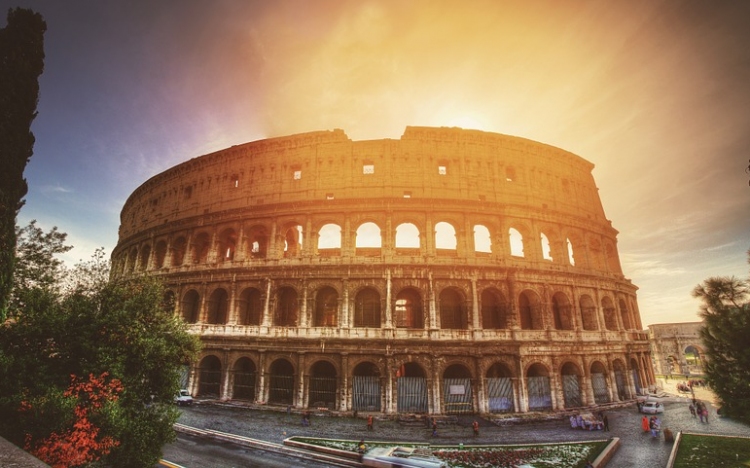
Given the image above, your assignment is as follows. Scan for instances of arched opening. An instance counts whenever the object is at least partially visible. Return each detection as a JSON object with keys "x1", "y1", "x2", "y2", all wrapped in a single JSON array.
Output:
[
  {"x1": 268, "y1": 359, "x2": 295, "y2": 405},
  {"x1": 567, "y1": 237, "x2": 575, "y2": 265},
  {"x1": 206, "y1": 288, "x2": 229, "y2": 324},
  {"x1": 630, "y1": 358, "x2": 642, "y2": 395},
  {"x1": 283, "y1": 225, "x2": 303, "y2": 258},
  {"x1": 139, "y1": 244, "x2": 151, "y2": 270},
  {"x1": 218, "y1": 228, "x2": 237, "y2": 262},
  {"x1": 314, "y1": 287, "x2": 338, "y2": 327},
  {"x1": 355, "y1": 222, "x2": 382, "y2": 248},
  {"x1": 181, "y1": 290, "x2": 200, "y2": 323},
  {"x1": 128, "y1": 248, "x2": 138, "y2": 273},
  {"x1": 395, "y1": 289, "x2": 423, "y2": 329},
  {"x1": 509, "y1": 228, "x2": 524, "y2": 257},
  {"x1": 602, "y1": 296, "x2": 618, "y2": 330},
  {"x1": 439, "y1": 288, "x2": 467, "y2": 330},
  {"x1": 619, "y1": 298, "x2": 633, "y2": 330},
  {"x1": 171, "y1": 236, "x2": 187, "y2": 266},
  {"x1": 561, "y1": 362, "x2": 583, "y2": 408},
  {"x1": 354, "y1": 288, "x2": 381, "y2": 328},
  {"x1": 154, "y1": 240, "x2": 167, "y2": 269},
  {"x1": 481, "y1": 289, "x2": 508, "y2": 329},
  {"x1": 684, "y1": 345, "x2": 702, "y2": 369},
  {"x1": 473, "y1": 224, "x2": 492, "y2": 253},
  {"x1": 442, "y1": 364, "x2": 473, "y2": 414},
  {"x1": 161, "y1": 290, "x2": 176, "y2": 314},
  {"x1": 191, "y1": 232, "x2": 211, "y2": 264},
  {"x1": 238, "y1": 288, "x2": 262, "y2": 326},
  {"x1": 613, "y1": 359, "x2": 628, "y2": 400},
  {"x1": 486, "y1": 363, "x2": 515, "y2": 413},
  {"x1": 198, "y1": 355, "x2": 222, "y2": 397},
  {"x1": 540, "y1": 232, "x2": 552, "y2": 261},
  {"x1": 580, "y1": 295, "x2": 598, "y2": 331},
  {"x1": 309, "y1": 361, "x2": 337, "y2": 410},
  {"x1": 590, "y1": 361, "x2": 610, "y2": 404},
  {"x1": 526, "y1": 364, "x2": 552, "y2": 411},
  {"x1": 434, "y1": 221, "x2": 457, "y2": 251},
  {"x1": 247, "y1": 226, "x2": 268, "y2": 259},
  {"x1": 275, "y1": 287, "x2": 298, "y2": 326},
  {"x1": 232, "y1": 358, "x2": 256, "y2": 401},
  {"x1": 519, "y1": 290, "x2": 542, "y2": 330},
  {"x1": 317, "y1": 223, "x2": 341, "y2": 251},
  {"x1": 395, "y1": 223, "x2": 420, "y2": 249},
  {"x1": 352, "y1": 362, "x2": 381, "y2": 411},
  {"x1": 552, "y1": 292, "x2": 573, "y2": 330},
  {"x1": 396, "y1": 362, "x2": 428, "y2": 413}
]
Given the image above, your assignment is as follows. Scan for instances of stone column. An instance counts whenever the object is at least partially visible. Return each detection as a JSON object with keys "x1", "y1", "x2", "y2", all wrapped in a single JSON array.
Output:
[
  {"x1": 385, "y1": 269, "x2": 393, "y2": 328},
  {"x1": 385, "y1": 355, "x2": 394, "y2": 414},
  {"x1": 261, "y1": 278, "x2": 272, "y2": 331},
  {"x1": 221, "y1": 353, "x2": 232, "y2": 401},
  {"x1": 300, "y1": 279, "x2": 309, "y2": 328},
  {"x1": 228, "y1": 276, "x2": 238, "y2": 325},
  {"x1": 430, "y1": 357, "x2": 441, "y2": 415},
  {"x1": 256, "y1": 351, "x2": 267, "y2": 404},
  {"x1": 340, "y1": 353, "x2": 349, "y2": 411},
  {"x1": 297, "y1": 352, "x2": 307, "y2": 408},
  {"x1": 428, "y1": 272, "x2": 438, "y2": 330},
  {"x1": 340, "y1": 279, "x2": 349, "y2": 329},
  {"x1": 470, "y1": 277, "x2": 480, "y2": 332}
]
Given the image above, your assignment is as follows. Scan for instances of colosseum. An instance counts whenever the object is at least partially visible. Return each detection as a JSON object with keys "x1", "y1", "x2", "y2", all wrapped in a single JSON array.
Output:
[{"x1": 112, "y1": 126, "x2": 654, "y2": 416}]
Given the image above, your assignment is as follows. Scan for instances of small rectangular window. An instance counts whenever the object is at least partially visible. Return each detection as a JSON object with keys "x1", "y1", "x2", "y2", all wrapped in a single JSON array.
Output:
[
  {"x1": 293, "y1": 170, "x2": 302, "y2": 180},
  {"x1": 326, "y1": 193, "x2": 334, "y2": 200},
  {"x1": 438, "y1": 165, "x2": 447, "y2": 175},
  {"x1": 403, "y1": 191, "x2": 412, "y2": 198},
  {"x1": 363, "y1": 164, "x2": 374, "y2": 174}
]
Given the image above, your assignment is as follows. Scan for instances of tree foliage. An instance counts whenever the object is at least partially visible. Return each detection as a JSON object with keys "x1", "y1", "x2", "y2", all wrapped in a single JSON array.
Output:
[
  {"x1": 692, "y1": 251, "x2": 750, "y2": 424},
  {"x1": 0, "y1": 8, "x2": 46, "y2": 320},
  {"x1": 0, "y1": 222, "x2": 201, "y2": 466}
]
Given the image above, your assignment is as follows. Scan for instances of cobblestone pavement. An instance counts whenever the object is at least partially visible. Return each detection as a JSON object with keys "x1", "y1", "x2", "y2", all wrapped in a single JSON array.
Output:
[{"x1": 176, "y1": 392, "x2": 749, "y2": 468}]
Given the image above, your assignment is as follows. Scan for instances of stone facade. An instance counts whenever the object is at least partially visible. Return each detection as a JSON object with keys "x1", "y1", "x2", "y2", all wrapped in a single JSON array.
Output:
[
  {"x1": 648, "y1": 322, "x2": 705, "y2": 377},
  {"x1": 112, "y1": 126, "x2": 654, "y2": 415}
]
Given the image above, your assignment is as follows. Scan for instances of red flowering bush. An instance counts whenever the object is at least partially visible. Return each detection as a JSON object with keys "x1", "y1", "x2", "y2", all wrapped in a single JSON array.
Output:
[{"x1": 22, "y1": 373, "x2": 122, "y2": 468}]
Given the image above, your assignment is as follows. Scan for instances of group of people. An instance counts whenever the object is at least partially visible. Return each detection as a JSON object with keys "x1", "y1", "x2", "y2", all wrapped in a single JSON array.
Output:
[
  {"x1": 569, "y1": 412, "x2": 609, "y2": 431},
  {"x1": 642, "y1": 415, "x2": 661, "y2": 438},
  {"x1": 689, "y1": 400, "x2": 710, "y2": 423}
]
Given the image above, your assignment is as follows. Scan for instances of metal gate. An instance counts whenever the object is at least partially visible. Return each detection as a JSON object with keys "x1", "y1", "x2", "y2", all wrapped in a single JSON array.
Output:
[
  {"x1": 352, "y1": 376, "x2": 381, "y2": 411},
  {"x1": 591, "y1": 373, "x2": 610, "y2": 404},
  {"x1": 562, "y1": 374, "x2": 583, "y2": 408},
  {"x1": 486, "y1": 377, "x2": 514, "y2": 413},
  {"x1": 233, "y1": 371, "x2": 256, "y2": 401},
  {"x1": 443, "y1": 378, "x2": 473, "y2": 414},
  {"x1": 268, "y1": 374, "x2": 294, "y2": 405},
  {"x1": 527, "y1": 376, "x2": 552, "y2": 411},
  {"x1": 632, "y1": 369, "x2": 642, "y2": 395},
  {"x1": 199, "y1": 369, "x2": 221, "y2": 397},
  {"x1": 309, "y1": 376, "x2": 337, "y2": 409},
  {"x1": 397, "y1": 377, "x2": 428, "y2": 413},
  {"x1": 614, "y1": 370, "x2": 627, "y2": 400}
]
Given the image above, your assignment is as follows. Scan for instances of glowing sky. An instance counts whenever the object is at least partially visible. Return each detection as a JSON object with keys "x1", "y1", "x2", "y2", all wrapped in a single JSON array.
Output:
[{"x1": 7, "y1": 0, "x2": 750, "y2": 327}]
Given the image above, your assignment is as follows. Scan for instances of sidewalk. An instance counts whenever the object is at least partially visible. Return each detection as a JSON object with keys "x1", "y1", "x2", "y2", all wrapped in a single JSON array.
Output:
[{"x1": 176, "y1": 393, "x2": 750, "y2": 467}]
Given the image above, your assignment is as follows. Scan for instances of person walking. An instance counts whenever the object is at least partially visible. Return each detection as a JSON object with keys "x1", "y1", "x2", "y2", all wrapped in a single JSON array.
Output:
[
  {"x1": 688, "y1": 403, "x2": 696, "y2": 417},
  {"x1": 367, "y1": 414, "x2": 374, "y2": 431},
  {"x1": 472, "y1": 420, "x2": 479, "y2": 436},
  {"x1": 431, "y1": 418, "x2": 438, "y2": 437},
  {"x1": 641, "y1": 415, "x2": 650, "y2": 432},
  {"x1": 603, "y1": 414, "x2": 609, "y2": 431}
]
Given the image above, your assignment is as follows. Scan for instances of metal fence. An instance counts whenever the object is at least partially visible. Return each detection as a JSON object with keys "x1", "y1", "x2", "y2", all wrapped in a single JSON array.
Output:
[
  {"x1": 397, "y1": 377, "x2": 428, "y2": 413},
  {"x1": 268, "y1": 374, "x2": 294, "y2": 404},
  {"x1": 562, "y1": 374, "x2": 583, "y2": 408},
  {"x1": 233, "y1": 371, "x2": 256, "y2": 401},
  {"x1": 591, "y1": 372, "x2": 610, "y2": 404},
  {"x1": 486, "y1": 377, "x2": 515, "y2": 413},
  {"x1": 309, "y1": 376, "x2": 337, "y2": 409},
  {"x1": 527, "y1": 376, "x2": 553, "y2": 411},
  {"x1": 352, "y1": 376, "x2": 381, "y2": 411},
  {"x1": 442, "y1": 378, "x2": 473, "y2": 414}
]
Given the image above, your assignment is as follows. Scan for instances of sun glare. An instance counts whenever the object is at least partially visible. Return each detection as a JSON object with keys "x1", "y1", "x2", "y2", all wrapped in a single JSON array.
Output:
[{"x1": 447, "y1": 115, "x2": 487, "y2": 131}]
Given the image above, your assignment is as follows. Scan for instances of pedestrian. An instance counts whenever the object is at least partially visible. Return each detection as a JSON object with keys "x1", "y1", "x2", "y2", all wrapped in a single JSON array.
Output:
[
  {"x1": 357, "y1": 439, "x2": 367, "y2": 461},
  {"x1": 431, "y1": 418, "x2": 438, "y2": 437},
  {"x1": 696, "y1": 402, "x2": 705, "y2": 423},
  {"x1": 301, "y1": 411, "x2": 310, "y2": 426},
  {"x1": 602, "y1": 414, "x2": 609, "y2": 431},
  {"x1": 688, "y1": 403, "x2": 696, "y2": 417},
  {"x1": 472, "y1": 420, "x2": 479, "y2": 436},
  {"x1": 702, "y1": 407, "x2": 709, "y2": 423},
  {"x1": 641, "y1": 415, "x2": 649, "y2": 432},
  {"x1": 367, "y1": 414, "x2": 374, "y2": 431}
]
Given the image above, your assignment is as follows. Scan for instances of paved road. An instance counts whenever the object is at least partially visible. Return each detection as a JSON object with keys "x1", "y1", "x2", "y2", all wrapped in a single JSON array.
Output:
[{"x1": 174, "y1": 392, "x2": 750, "y2": 468}]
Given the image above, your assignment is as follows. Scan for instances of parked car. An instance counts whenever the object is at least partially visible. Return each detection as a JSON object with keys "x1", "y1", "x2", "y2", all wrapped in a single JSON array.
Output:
[
  {"x1": 175, "y1": 389, "x2": 194, "y2": 406},
  {"x1": 641, "y1": 401, "x2": 664, "y2": 414},
  {"x1": 362, "y1": 446, "x2": 447, "y2": 468}
]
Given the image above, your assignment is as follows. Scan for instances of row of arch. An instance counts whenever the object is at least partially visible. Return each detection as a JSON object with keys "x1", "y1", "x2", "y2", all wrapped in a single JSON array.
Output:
[
  {"x1": 114, "y1": 217, "x2": 622, "y2": 277},
  {"x1": 173, "y1": 282, "x2": 638, "y2": 332},
  {"x1": 191, "y1": 354, "x2": 649, "y2": 414}
]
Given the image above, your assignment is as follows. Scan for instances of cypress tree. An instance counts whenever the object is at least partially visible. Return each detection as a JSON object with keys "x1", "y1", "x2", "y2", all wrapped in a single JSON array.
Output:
[{"x1": 0, "y1": 8, "x2": 46, "y2": 320}]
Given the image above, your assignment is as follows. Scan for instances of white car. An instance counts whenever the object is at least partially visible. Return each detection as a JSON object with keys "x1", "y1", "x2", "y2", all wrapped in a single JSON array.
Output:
[
  {"x1": 641, "y1": 401, "x2": 664, "y2": 414},
  {"x1": 175, "y1": 389, "x2": 194, "y2": 406},
  {"x1": 362, "y1": 446, "x2": 447, "y2": 468}
]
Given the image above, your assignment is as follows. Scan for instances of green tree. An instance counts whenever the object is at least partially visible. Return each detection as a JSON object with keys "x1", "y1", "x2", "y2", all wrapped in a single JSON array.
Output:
[
  {"x1": 0, "y1": 224, "x2": 201, "y2": 466},
  {"x1": 692, "y1": 252, "x2": 750, "y2": 424},
  {"x1": 0, "y1": 8, "x2": 46, "y2": 321}
]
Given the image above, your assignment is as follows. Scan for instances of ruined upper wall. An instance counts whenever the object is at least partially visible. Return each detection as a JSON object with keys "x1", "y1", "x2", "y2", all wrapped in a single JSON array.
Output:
[{"x1": 118, "y1": 127, "x2": 607, "y2": 240}]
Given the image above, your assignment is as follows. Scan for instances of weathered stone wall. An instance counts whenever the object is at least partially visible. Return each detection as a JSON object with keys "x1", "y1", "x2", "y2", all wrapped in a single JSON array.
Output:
[{"x1": 113, "y1": 126, "x2": 653, "y2": 415}]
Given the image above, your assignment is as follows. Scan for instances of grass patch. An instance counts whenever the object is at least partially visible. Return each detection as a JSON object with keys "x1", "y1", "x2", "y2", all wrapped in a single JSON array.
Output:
[
  {"x1": 673, "y1": 433, "x2": 750, "y2": 467},
  {"x1": 288, "y1": 437, "x2": 609, "y2": 468}
]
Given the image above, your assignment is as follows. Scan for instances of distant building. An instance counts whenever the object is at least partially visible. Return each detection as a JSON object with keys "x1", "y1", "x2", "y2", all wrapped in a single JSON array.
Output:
[
  {"x1": 648, "y1": 322, "x2": 705, "y2": 378},
  {"x1": 113, "y1": 127, "x2": 654, "y2": 415}
]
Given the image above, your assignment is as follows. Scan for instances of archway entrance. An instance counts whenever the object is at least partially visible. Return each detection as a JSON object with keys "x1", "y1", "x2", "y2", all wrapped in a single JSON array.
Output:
[
  {"x1": 442, "y1": 364, "x2": 473, "y2": 414},
  {"x1": 561, "y1": 363, "x2": 583, "y2": 408},
  {"x1": 486, "y1": 363, "x2": 515, "y2": 413},
  {"x1": 198, "y1": 355, "x2": 222, "y2": 397},
  {"x1": 526, "y1": 364, "x2": 552, "y2": 411},
  {"x1": 397, "y1": 363, "x2": 428, "y2": 413},
  {"x1": 613, "y1": 360, "x2": 628, "y2": 400},
  {"x1": 352, "y1": 362, "x2": 381, "y2": 412},
  {"x1": 309, "y1": 361, "x2": 337, "y2": 410},
  {"x1": 233, "y1": 358, "x2": 256, "y2": 401},
  {"x1": 590, "y1": 362, "x2": 610, "y2": 404},
  {"x1": 268, "y1": 359, "x2": 294, "y2": 405}
]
